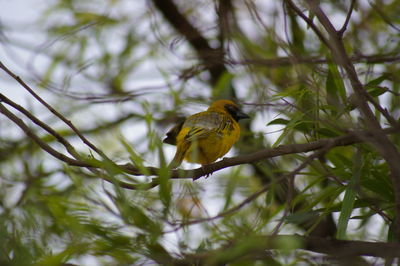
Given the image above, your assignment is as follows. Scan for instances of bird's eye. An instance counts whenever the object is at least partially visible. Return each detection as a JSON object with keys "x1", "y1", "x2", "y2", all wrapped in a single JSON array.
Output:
[
  {"x1": 224, "y1": 104, "x2": 240, "y2": 118},
  {"x1": 224, "y1": 104, "x2": 238, "y2": 113}
]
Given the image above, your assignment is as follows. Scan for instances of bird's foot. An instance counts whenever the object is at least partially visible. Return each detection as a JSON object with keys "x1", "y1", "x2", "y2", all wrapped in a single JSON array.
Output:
[
  {"x1": 202, "y1": 164, "x2": 213, "y2": 179},
  {"x1": 192, "y1": 164, "x2": 213, "y2": 181}
]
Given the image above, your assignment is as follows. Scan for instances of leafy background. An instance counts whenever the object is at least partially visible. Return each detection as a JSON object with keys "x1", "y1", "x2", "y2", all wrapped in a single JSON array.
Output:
[{"x1": 0, "y1": 0, "x2": 399, "y2": 265}]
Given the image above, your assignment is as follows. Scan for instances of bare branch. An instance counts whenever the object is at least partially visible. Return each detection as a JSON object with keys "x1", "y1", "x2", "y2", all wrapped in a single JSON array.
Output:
[
  {"x1": 338, "y1": 0, "x2": 357, "y2": 36},
  {"x1": 0, "y1": 60, "x2": 111, "y2": 161},
  {"x1": 0, "y1": 103, "x2": 90, "y2": 167},
  {"x1": 229, "y1": 53, "x2": 400, "y2": 67},
  {"x1": 179, "y1": 235, "x2": 400, "y2": 264},
  {"x1": 0, "y1": 93, "x2": 80, "y2": 159},
  {"x1": 284, "y1": 0, "x2": 330, "y2": 48},
  {"x1": 151, "y1": 0, "x2": 227, "y2": 86}
]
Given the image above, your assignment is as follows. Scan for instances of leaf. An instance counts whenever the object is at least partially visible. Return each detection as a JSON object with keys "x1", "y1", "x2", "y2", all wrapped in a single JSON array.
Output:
[
  {"x1": 316, "y1": 127, "x2": 340, "y2": 137},
  {"x1": 119, "y1": 138, "x2": 150, "y2": 176},
  {"x1": 74, "y1": 12, "x2": 119, "y2": 25},
  {"x1": 293, "y1": 121, "x2": 315, "y2": 132},
  {"x1": 285, "y1": 211, "x2": 319, "y2": 224},
  {"x1": 365, "y1": 74, "x2": 391, "y2": 97},
  {"x1": 367, "y1": 86, "x2": 388, "y2": 97},
  {"x1": 116, "y1": 195, "x2": 162, "y2": 236},
  {"x1": 388, "y1": 220, "x2": 398, "y2": 242},
  {"x1": 362, "y1": 172, "x2": 394, "y2": 202},
  {"x1": 336, "y1": 148, "x2": 362, "y2": 239},
  {"x1": 212, "y1": 72, "x2": 234, "y2": 99},
  {"x1": 267, "y1": 118, "x2": 290, "y2": 126},
  {"x1": 157, "y1": 144, "x2": 172, "y2": 210},
  {"x1": 365, "y1": 73, "x2": 391, "y2": 88},
  {"x1": 326, "y1": 63, "x2": 346, "y2": 112}
]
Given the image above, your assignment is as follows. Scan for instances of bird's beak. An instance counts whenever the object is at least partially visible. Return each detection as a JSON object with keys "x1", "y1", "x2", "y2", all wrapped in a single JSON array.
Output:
[{"x1": 236, "y1": 111, "x2": 250, "y2": 120}]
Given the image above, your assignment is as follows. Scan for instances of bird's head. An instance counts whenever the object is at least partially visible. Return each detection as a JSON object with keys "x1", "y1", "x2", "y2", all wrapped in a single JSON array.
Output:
[{"x1": 208, "y1": 100, "x2": 250, "y2": 121}]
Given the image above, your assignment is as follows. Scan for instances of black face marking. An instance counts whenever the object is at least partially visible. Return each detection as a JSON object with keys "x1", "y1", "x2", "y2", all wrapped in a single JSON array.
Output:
[{"x1": 224, "y1": 104, "x2": 241, "y2": 121}]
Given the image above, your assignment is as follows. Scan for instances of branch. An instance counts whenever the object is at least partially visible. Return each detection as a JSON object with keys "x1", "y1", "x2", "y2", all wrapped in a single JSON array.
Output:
[
  {"x1": 229, "y1": 53, "x2": 400, "y2": 67},
  {"x1": 167, "y1": 146, "x2": 333, "y2": 232},
  {"x1": 180, "y1": 235, "x2": 400, "y2": 264},
  {"x1": 287, "y1": 0, "x2": 400, "y2": 239},
  {"x1": 0, "y1": 93, "x2": 80, "y2": 159},
  {"x1": 1, "y1": 83, "x2": 399, "y2": 190},
  {"x1": 2, "y1": 96, "x2": 399, "y2": 188},
  {"x1": 122, "y1": 127, "x2": 400, "y2": 180},
  {"x1": 0, "y1": 103, "x2": 90, "y2": 167},
  {"x1": 151, "y1": 0, "x2": 226, "y2": 85},
  {"x1": 0, "y1": 60, "x2": 111, "y2": 162},
  {"x1": 0, "y1": 102, "x2": 161, "y2": 190},
  {"x1": 284, "y1": 0, "x2": 330, "y2": 48},
  {"x1": 304, "y1": 0, "x2": 400, "y2": 239},
  {"x1": 338, "y1": 0, "x2": 356, "y2": 36}
]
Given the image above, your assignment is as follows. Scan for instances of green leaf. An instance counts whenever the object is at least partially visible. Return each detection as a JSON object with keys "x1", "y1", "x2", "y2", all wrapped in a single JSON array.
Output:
[
  {"x1": 285, "y1": 211, "x2": 319, "y2": 224},
  {"x1": 364, "y1": 74, "x2": 391, "y2": 97},
  {"x1": 336, "y1": 148, "x2": 362, "y2": 239},
  {"x1": 315, "y1": 127, "x2": 340, "y2": 137},
  {"x1": 365, "y1": 73, "x2": 391, "y2": 88},
  {"x1": 119, "y1": 138, "x2": 150, "y2": 176},
  {"x1": 326, "y1": 63, "x2": 347, "y2": 112},
  {"x1": 212, "y1": 72, "x2": 234, "y2": 99},
  {"x1": 388, "y1": 220, "x2": 398, "y2": 242},
  {"x1": 116, "y1": 195, "x2": 162, "y2": 237},
  {"x1": 157, "y1": 144, "x2": 172, "y2": 210},
  {"x1": 267, "y1": 118, "x2": 290, "y2": 126},
  {"x1": 367, "y1": 86, "x2": 388, "y2": 97},
  {"x1": 74, "y1": 12, "x2": 119, "y2": 25}
]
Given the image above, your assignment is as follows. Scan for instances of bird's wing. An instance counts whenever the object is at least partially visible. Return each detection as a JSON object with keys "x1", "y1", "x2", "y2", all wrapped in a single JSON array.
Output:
[
  {"x1": 182, "y1": 111, "x2": 231, "y2": 142},
  {"x1": 163, "y1": 121, "x2": 184, "y2": 145}
]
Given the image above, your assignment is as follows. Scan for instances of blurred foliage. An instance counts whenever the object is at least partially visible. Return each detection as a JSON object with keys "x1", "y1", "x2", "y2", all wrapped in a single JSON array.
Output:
[{"x1": 0, "y1": 0, "x2": 400, "y2": 265}]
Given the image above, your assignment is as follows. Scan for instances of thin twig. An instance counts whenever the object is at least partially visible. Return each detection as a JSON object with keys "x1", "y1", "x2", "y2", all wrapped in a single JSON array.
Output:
[
  {"x1": 271, "y1": 143, "x2": 334, "y2": 235},
  {"x1": 1, "y1": 91, "x2": 400, "y2": 188},
  {"x1": 284, "y1": 0, "x2": 330, "y2": 48},
  {"x1": 365, "y1": 93, "x2": 399, "y2": 128},
  {"x1": 289, "y1": 0, "x2": 400, "y2": 239},
  {"x1": 0, "y1": 60, "x2": 111, "y2": 161},
  {"x1": 0, "y1": 103, "x2": 89, "y2": 167},
  {"x1": 228, "y1": 53, "x2": 400, "y2": 67},
  {"x1": 338, "y1": 0, "x2": 357, "y2": 37},
  {"x1": 0, "y1": 93, "x2": 80, "y2": 159}
]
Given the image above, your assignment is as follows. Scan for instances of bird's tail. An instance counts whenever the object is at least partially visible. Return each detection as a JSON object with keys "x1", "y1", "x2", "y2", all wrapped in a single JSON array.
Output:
[{"x1": 168, "y1": 143, "x2": 188, "y2": 169}]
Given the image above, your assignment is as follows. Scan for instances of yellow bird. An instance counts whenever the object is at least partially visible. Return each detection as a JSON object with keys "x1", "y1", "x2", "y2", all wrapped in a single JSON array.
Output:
[{"x1": 163, "y1": 100, "x2": 249, "y2": 168}]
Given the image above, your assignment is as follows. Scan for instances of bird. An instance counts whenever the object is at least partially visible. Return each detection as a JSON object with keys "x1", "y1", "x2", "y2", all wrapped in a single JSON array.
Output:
[{"x1": 163, "y1": 99, "x2": 249, "y2": 169}]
